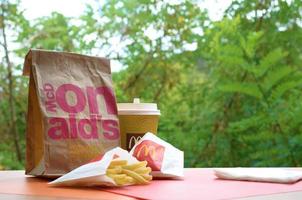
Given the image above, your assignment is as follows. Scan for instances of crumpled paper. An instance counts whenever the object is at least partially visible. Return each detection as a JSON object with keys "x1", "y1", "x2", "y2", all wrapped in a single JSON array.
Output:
[{"x1": 214, "y1": 168, "x2": 302, "y2": 184}]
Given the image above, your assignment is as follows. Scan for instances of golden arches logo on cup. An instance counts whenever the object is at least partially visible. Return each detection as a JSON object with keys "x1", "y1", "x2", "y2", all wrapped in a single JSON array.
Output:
[
  {"x1": 133, "y1": 140, "x2": 165, "y2": 171},
  {"x1": 128, "y1": 135, "x2": 142, "y2": 150},
  {"x1": 126, "y1": 133, "x2": 145, "y2": 151}
]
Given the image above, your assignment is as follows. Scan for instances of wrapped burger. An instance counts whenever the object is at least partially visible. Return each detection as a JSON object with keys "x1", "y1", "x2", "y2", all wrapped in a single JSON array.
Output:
[{"x1": 130, "y1": 132, "x2": 184, "y2": 178}]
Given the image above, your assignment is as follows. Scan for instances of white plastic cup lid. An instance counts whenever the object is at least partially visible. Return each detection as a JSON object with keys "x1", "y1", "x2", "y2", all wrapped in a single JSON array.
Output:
[{"x1": 117, "y1": 98, "x2": 160, "y2": 115}]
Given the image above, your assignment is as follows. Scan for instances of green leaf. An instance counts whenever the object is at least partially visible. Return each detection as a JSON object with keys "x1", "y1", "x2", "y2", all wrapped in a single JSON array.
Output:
[
  {"x1": 239, "y1": 31, "x2": 263, "y2": 58},
  {"x1": 271, "y1": 79, "x2": 302, "y2": 99},
  {"x1": 255, "y1": 48, "x2": 286, "y2": 77},
  {"x1": 219, "y1": 82, "x2": 263, "y2": 99},
  {"x1": 262, "y1": 66, "x2": 294, "y2": 91},
  {"x1": 216, "y1": 44, "x2": 245, "y2": 68},
  {"x1": 228, "y1": 114, "x2": 265, "y2": 132}
]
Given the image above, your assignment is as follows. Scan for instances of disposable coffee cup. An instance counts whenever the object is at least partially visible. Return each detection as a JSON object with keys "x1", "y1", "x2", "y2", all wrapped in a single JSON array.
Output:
[{"x1": 117, "y1": 98, "x2": 160, "y2": 151}]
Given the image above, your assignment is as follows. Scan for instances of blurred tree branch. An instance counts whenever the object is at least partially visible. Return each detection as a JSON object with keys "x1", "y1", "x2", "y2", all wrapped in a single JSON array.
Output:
[{"x1": 0, "y1": 1, "x2": 22, "y2": 162}]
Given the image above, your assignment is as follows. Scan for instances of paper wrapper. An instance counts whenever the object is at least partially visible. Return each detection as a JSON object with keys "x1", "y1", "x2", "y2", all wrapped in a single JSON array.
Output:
[
  {"x1": 130, "y1": 132, "x2": 184, "y2": 178},
  {"x1": 49, "y1": 147, "x2": 138, "y2": 187},
  {"x1": 214, "y1": 168, "x2": 302, "y2": 183}
]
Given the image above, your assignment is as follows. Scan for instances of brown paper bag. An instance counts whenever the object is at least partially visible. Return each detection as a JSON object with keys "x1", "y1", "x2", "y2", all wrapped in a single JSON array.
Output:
[{"x1": 23, "y1": 49, "x2": 120, "y2": 176}]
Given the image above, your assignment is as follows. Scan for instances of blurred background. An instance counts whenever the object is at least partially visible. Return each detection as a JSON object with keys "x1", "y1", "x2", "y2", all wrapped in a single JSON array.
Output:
[{"x1": 1, "y1": 0, "x2": 302, "y2": 169}]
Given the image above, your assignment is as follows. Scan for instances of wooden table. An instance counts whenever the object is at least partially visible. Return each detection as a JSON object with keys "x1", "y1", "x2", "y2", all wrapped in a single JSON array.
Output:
[{"x1": 1, "y1": 170, "x2": 302, "y2": 200}]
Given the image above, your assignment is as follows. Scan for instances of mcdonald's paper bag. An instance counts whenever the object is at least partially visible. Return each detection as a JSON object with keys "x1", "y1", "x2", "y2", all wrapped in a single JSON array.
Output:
[
  {"x1": 49, "y1": 147, "x2": 139, "y2": 186},
  {"x1": 130, "y1": 132, "x2": 184, "y2": 178},
  {"x1": 23, "y1": 49, "x2": 120, "y2": 177}
]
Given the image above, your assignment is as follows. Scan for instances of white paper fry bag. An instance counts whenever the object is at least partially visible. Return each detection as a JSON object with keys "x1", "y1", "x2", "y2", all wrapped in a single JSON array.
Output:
[
  {"x1": 130, "y1": 132, "x2": 184, "y2": 178},
  {"x1": 49, "y1": 147, "x2": 139, "y2": 186}
]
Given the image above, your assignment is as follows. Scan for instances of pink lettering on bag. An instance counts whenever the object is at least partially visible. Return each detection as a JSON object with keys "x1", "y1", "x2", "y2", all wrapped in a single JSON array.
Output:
[
  {"x1": 43, "y1": 83, "x2": 56, "y2": 112},
  {"x1": 48, "y1": 117, "x2": 69, "y2": 140},
  {"x1": 78, "y1": 116, "x2": 98, "y2": 139},
  {"x1": 86, "y1": 86, "x2": 118, "y2": 115},
  {"x1": 102, "y1": 120, "x2": 119, "y2": 140},
  {"x1": 56, "y1": 84, "x2": 86, "y2": 113},
  {"x1": 44, "y1": 83, "x2": 119, "y2": 141},
  {"x1": 68, "y1": 114, "x2": 78, "y2": 138}
]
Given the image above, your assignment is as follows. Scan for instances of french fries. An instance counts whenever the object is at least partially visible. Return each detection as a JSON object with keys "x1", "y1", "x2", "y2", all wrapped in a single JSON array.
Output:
[{"x1": 106, "y1": 159, "x2": 152, "y2": 186}]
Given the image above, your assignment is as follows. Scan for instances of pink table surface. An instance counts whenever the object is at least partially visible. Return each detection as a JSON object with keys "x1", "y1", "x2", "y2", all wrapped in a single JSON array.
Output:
[
  {"x1": 0, "y1": 171, "x2": 134, "y2": 200},
  {"x1": 1, "y1": 169, "x2": 302, "y2": 200},
  {"x1": 105, "y1": 168, "x2": 302, "y2": 200}
]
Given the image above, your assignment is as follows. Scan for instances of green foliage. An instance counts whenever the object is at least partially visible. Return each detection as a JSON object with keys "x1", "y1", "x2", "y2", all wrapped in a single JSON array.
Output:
[
  {"x1": 194, "y1": 0, "x2": 302, "y2": 166},
  {"x1": 1, "y1": 0, "x2": 302, "y2": 169},
  {"x1": 219, "y1": 82, "x2": 263, "y2": 99}
]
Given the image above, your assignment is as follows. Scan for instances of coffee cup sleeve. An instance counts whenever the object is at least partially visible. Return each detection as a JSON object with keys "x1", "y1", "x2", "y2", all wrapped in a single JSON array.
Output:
[{"x1": 130, "y1": 132, "x2": 184, "y2": 178}]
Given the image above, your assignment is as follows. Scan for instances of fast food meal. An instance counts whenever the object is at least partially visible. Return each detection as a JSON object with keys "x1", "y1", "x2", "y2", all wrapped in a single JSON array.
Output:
[
  {"x1": 49, "y1": 147, "x2": 152, "y2": 187},
  {"x1": 22, "y1": 49, "x2": 184, "y2": 188},
  {"x1": 49, "y1": 133, "x2": 184, "y2": 187}
]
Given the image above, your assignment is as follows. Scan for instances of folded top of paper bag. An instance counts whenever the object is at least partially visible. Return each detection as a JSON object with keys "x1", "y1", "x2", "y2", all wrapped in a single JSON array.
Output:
[{"x1": 214, "y1": 168, "x2": 302, "y2": 184}]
